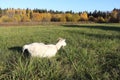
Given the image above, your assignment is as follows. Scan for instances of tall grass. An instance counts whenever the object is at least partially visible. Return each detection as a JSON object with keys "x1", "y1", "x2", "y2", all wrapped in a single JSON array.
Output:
[{"x1": 0, "y1": 24, "x2": 120, "y2": 79}]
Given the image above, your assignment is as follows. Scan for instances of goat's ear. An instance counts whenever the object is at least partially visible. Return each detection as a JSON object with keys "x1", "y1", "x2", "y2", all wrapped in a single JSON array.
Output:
[{"x1": 57, "y1": 37, "x2": 63, "y2": 41}]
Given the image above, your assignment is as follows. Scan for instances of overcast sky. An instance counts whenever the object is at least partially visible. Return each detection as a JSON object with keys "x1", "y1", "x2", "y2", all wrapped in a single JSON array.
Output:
[{"x1": 0, "y1": 0, "x2": 120, "y2": 12}]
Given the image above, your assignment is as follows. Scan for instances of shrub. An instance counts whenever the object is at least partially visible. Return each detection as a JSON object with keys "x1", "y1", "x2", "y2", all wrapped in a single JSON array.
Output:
[
  {"x1": 32, "y1": 13, "x2": 42, "y2": 22},
  {"x1": 21, "y1": 15, "x2": 31, "y2": 22},
  {"x1": 13, "y1": 14, "x2": 22, "y2": 22},
  {"x1": 0, "y1": 15, "x2": 13, "y2": 22},
  {"x1": 89, "y1": 16, "x2": 95, "y2": 22},
  {"x1": 97, "y1": 16, "x2": 105, "y2": 23},
  {"x1": 72, "y1": 14, "x2": 80, "y2": 22},
  {"x1": 59, "y1": 14, "x2": 66, "y2": 22},
  {"x1": 65, "y1": 13, "x2": 73, "y2": 22},
  {"x1": 51, "y1": 14, "x2": 61, "y2": 22},
  {"x1": 42, "y1": 13, "x2": 51, "y2": 22}
]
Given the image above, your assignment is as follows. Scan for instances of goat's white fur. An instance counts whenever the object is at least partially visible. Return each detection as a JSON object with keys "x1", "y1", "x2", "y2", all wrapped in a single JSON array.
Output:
[{"x1": 23, "y1": 38, "x2": 66, "y2": 58}]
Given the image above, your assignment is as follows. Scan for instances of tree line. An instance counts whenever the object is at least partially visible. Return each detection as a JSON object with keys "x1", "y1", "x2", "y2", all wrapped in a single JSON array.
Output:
[{"x1": 0, "y1": 8, "x2": 120, "y2": 23}]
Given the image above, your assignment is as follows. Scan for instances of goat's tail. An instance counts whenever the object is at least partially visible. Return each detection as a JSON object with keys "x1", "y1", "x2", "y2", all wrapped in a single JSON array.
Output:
[{"x1": 22, "y1": 45, "x2": 28, "y2": 54}]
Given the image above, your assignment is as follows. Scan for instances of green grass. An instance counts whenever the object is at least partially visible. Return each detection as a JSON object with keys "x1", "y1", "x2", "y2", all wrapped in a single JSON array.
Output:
[{"x1": 0, "y1": 24, "x2": 120, "y2": 80}]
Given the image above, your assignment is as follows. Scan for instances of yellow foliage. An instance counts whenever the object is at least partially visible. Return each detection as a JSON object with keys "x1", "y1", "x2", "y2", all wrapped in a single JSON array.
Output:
[
  {"x1": 32, "y1": 13, "x2": 42, "y2": 21},
  {"x1": 109, "y1": 10, "x2": 119, "y2": 22},
  {"x1": 65, "y1": 13, "x2": 73, "y2": 22},
  {"x1": 111, "y1": 10, "x2": 118, "y2": 19},
  {"x1": 60, "y1": 14, "x2": 66, "y2": 22},
  {"x1": 0, "y1": 15, "x2": 13, "y2": 22},
  {"x1": 51, "y1": 14, "x2": 61, "y2": 22},
  {"x1": 21, "y1": 15, "x2": 31, "y2": 22},
  {"x1": 41, "y1": 13, "x2": 51, "y2": 22},
  {"x1": 72, "y1": 14, "x2": 80, "y2": 22},
  {"x1": 97, "y1": 16, "x2": 105, "y2": 23},
  {"x1": 13, "y1": 14, "x2": 21, "y2": 22},
  {"x1": 80, "y1": 12, "x2": 88, "y2": 21},
  {"x1": 6, "y1": 9, "x2": 15, "y2": 18}
]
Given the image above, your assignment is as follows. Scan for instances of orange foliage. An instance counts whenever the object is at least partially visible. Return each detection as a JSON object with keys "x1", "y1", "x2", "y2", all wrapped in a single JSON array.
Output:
[
  {"x1": 41, "y1": 13, "x2": 51, "y2": 22},
  {"x1": 32, "y1": 13, "x2": 42, "y2": 21},
  {"x1": 80, "y1": 12, "x2": 88, "y2": 21}
]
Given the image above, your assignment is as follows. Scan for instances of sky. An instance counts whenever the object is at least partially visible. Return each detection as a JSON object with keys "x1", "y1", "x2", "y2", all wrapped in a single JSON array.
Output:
[{"x1": 0, "y1": 0, "x2": 120, "y2": 12}]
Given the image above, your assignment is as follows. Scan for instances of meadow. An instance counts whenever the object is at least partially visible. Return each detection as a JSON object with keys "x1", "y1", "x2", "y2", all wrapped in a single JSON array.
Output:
[{"x1": 0, "y1": 24, "x2": 120, "y2": 80}]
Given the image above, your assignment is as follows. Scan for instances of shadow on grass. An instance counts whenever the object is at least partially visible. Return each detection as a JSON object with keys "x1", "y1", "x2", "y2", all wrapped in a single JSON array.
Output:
[
  {"x1": 8, "y1": 46, "x2": 22, "y2": 53},
  {"x1": 65, "y1": 30, "x2": 120, "y2": 40},
  {"x1": 8, "y1": 46, "x2": 30, "y2": 58},
  {"x1": 63, "y1": 24, "x2": 120, "y2": 32}
]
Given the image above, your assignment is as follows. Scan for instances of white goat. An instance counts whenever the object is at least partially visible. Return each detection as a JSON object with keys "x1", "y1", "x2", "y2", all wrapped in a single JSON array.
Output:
[{"x1": 23, "y1": 38, "x2": 66, "y2": 58}]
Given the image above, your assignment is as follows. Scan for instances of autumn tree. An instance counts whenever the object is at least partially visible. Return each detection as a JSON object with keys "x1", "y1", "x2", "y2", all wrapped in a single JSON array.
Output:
[
  {"x1": 109, "y1": 9, "x2": 119, "y2": 22},
  {"x1": 13, "y1": 14, "x2": 21, "y2": 22},
  {"x1": 60, "y1": 14, "x2": 66, "y2": 22},
  {"x1": 51, "y1": 14, "x2": 61, "y2": 22},
  {"x1": 0, "y1": 8, "x2": 120, "y2": 23},
  {"x1": 65, "y1": 13, "x2": 73, "y2": 22},
  {"x1": 15, "y1": 9, "x2": 23, "y2": 15},
  {"x1": 89, "y1": 16, "x2": 95, "y2": 22},
  {"x1": 30, "y1": 11, "x2": 33, "y2": 19},
  {"x1": 117, "y1": 11, "x2": 120, "y2": 22},
  {"x1": 6, "y1": 8, "x2": 15, "y2": 18},
  {"x1": 72, "y1": 14, "x2": 80, "y2": 22},
  {"x1": 32, "y1": 13, "x2": 42, "y2": 21},
  {"x1": 21, "y1": 15, "x2": 31, "y2": 22},
  {"x1": 41, "y1": 13, "x2": 51, "y2": 22},
  {"x1": 0, "y1": 15, "x2": 13, "y2": 22},
  {"x1": 97, "y1": 16, "x2": 105, "y2": 23},
  {"x1": 79, "y1": 12, "x2": 88, "y2": 21}
]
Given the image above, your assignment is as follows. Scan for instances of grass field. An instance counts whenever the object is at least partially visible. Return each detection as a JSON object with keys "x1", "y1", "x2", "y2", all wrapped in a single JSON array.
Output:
[{"x1": 0, "y1": 24, "x2": 120, "y2": 80}]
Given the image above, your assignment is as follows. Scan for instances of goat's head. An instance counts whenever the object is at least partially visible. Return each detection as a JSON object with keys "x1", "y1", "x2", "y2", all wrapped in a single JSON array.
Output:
[{"x1": 58, "y1": 38, "x2": 66, "y2": 47}]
